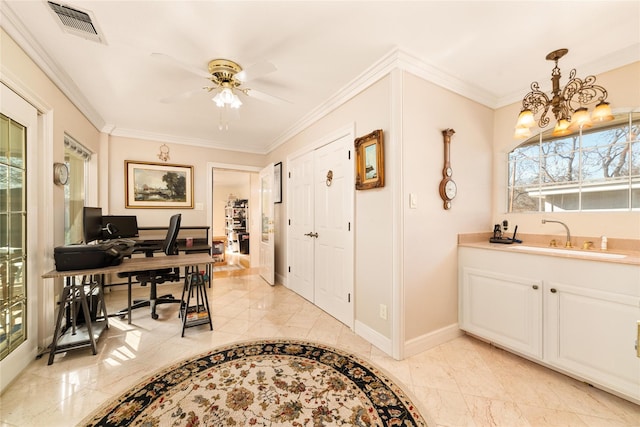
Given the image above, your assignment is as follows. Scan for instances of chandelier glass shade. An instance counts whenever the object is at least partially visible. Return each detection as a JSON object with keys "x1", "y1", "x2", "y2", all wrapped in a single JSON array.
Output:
[{"x1": 514, "y1": 48, "x2": 613, "y2": 139}]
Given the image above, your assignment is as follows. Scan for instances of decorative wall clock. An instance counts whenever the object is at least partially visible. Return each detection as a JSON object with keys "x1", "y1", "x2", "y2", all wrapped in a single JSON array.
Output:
[
  {"x1": 438, "y1": 128, "x2": 456, "y2": 209},
  {"x1": 53, "y1": 162, "x2": 69, "y2": 185}
]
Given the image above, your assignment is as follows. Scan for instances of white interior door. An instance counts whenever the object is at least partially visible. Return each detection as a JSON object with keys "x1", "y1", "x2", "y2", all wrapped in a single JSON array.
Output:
[
  {"x1": 287, "y1": 133, "x2": 354, "y2": 327},
  {"x1": 259, "y1": 164, "x2": 275, "y2": 285},
  {"x1": 313, "y1": 136, "x2": 353, "y2": 326},
  {"x1": 288, "y1": 151, "x2": 314, "y2": 301}
]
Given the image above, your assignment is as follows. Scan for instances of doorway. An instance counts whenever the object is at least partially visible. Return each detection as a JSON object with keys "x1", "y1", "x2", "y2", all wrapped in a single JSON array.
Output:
[{"x1": 210, "y1": 168, "x2": 259, "y2": 272}]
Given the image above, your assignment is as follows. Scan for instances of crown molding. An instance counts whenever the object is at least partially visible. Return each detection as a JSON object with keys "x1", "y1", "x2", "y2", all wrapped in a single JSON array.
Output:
[
  {"x1": 266, "y1": 47, "x2": 500, "y2": 153},
  {"x1": 107, "y1": 126, "x2": 266, "y2": 154},
  {"x1": 266, "y1": 48, "x2": 399, "y2": 153},
  {"x1": 1, "y1": 2, "x2": 106, "y2": 131},
  {"x1": 7, "y1": 0, "x2": 635, "y2": 157}
]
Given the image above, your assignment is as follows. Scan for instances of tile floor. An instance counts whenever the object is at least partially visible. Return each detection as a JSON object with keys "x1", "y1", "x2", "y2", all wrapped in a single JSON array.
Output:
[{"x1": 1, "y1": 272, "x2": 639, "y2": 426}]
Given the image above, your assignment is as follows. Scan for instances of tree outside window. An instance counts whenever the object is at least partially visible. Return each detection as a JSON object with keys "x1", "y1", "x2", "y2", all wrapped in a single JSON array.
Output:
[{"x1": 508, "y1": 112, "x2": 639, "y2": 212}]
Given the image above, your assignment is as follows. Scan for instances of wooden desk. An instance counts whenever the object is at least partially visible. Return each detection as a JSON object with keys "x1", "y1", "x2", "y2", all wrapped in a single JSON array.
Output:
[
  {"x1": 42, "y1": 253, "x2": 213, "y2": 362},
  {"x1": 43, "y1": 253, "x2": 213, "y2": 279}
]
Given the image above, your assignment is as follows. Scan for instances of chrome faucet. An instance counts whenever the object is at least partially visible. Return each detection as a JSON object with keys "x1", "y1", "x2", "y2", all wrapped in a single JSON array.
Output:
[{"x1": 542, "y1": 219, "x2": 572, "y2": 248}]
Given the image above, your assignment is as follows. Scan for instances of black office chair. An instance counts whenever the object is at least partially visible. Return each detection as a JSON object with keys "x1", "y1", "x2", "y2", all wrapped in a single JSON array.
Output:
[{"x1": 118, "y1": 213, "x2": 183, "y2": 320}]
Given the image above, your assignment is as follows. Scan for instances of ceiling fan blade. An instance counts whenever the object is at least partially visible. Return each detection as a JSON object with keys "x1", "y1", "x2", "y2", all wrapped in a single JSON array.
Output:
[
  {"x1": 245, "y1": 88, "x2": 291, "y2": 105},
  {"x1": 235, "y1": 60, "x2": 277, "y2": 83},
  {"x1": 151, "y1": 52, "x2": 210, "y2": 79},
  {"x1": 159, "y1": 88, "x2": 204, "y2": 104}
]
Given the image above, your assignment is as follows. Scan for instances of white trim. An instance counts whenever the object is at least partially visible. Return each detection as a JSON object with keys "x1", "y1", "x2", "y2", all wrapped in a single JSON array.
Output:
[
  {"x1": 108, "y1": 128, "x2": 267, "y2": 155},
  {"x1": 389, "y1": 69, "x2": 404, "y2": 360},
  {"x1": 0, "y1": 83, "x2": 39, "y2": 392},
  {"x1": 403, "y1": 324, "x2": 465, "y2": 359},
  {"x1": 355, "y1": 320, "x2": 393, "y2": 356},
  {"x1": 1, "y1": 3, "x2": 105, "y2": 131},
  {"x1": 4, "y1": 0, "x2": 639, "y2": 157}
]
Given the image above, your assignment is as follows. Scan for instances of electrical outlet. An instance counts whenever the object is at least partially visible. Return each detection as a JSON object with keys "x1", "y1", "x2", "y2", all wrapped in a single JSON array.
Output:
[{"x1": 379, "y1": 304, "x2": 388, "y2": 320}]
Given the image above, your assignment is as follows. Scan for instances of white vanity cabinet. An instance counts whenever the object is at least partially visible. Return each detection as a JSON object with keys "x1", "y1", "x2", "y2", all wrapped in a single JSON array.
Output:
[
  {"x1": 459, "y1": 266, "x2": 543, "y2": 359},
  {"x1": 458, "y1": 246, "x2": 640, "y2": 403}
]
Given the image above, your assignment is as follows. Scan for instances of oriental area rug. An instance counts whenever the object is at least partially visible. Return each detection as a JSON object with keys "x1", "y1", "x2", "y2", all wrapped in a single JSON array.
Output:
[{"x1": 82, "y1": 339, "x2": 428, "y2": 426}]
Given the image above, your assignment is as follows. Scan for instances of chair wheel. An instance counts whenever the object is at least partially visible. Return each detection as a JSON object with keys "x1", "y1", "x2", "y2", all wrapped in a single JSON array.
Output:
[{"x1": 152, "y1": 313, "x2": 159, "y2": 320}]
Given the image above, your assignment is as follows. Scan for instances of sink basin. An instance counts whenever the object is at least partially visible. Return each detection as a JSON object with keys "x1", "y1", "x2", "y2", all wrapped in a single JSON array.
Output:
[{"x1": 510, "y1": 245, "x2": 626, "y2": 259}]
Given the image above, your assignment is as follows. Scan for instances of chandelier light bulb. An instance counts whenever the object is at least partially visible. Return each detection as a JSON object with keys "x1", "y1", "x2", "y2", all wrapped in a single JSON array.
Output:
[
  {"x1": 513, "y1": 126, "x2": 532, "y2": 139},
  {"x1": 591, "y1": 101, "x2": 614, "y2": 123},
  {"x1": 569, "y1": 107, "x2": 592, "y2": 130},
  {"x1": 516, "y1": 109, "x2": 535, "y2": 128},
  {"x1": 552, "y1": 118, "x2": 572, "y2": 137}
]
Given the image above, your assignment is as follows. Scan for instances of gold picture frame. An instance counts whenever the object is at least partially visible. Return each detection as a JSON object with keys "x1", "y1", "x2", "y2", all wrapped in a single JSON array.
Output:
[
  {"x1": 125, "y1": 160, "x2": 194, "y2": 208},
  {"x1": 355, "y1": 129, "x2": 384, "y2": 190}
]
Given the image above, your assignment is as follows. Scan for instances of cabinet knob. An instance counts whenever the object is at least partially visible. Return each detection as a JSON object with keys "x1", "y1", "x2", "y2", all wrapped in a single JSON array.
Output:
[
  {"x1": 532, "y1": 285, "x2": 539, "y2": 290},
  {"x1": 550, "y1": 288, "x2": 557, "y2": 293}
]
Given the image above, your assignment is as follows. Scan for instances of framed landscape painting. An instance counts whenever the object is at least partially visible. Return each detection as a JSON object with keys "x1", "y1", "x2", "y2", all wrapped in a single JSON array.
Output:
[{"x1": 125, "y1": 160, "x2": 194, "y2": 208}]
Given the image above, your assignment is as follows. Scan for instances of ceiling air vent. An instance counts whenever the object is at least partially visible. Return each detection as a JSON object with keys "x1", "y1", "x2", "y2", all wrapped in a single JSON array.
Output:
[{"x1": 47, "y1": 1, "x2": 106, "y2": 44}]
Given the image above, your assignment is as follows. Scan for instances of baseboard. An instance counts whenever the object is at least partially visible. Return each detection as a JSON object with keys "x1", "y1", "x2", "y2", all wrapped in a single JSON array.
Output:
[
  {"x1": 355, "y1": 320, "x2": 393, "y2": 356},
  {"x1": 276, "y1": 272, "x2": 287, "y2": 287},
  {"x1": 403, "y1": 323, "x2": 464, "y2": 358}
]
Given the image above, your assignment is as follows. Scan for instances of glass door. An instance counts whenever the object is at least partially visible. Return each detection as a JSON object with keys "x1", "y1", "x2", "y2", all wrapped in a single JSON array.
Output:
[
  {"x1": 259, "y1": 163, "x2": 274, "y2": 285},
  {"x1": 0, "y1": 112, "x2": 26, "y2": 361},
  {"x1": 1, "y1": 83, "x2": 38, "y2": 392}
]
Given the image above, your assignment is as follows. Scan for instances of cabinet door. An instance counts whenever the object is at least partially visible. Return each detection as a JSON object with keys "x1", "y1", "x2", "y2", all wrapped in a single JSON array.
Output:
[
  {"x1": 545, "y1": 282, "x2": 640, "y2": 401},
  {"x1": 461, "y1": 267, "x2": 542, "y2": 358}
]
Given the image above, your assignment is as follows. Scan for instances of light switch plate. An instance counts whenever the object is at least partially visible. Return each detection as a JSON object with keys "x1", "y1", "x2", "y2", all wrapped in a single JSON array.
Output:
[{"x1": 409, "y1": 193, "x2": 418, "y2": 209}]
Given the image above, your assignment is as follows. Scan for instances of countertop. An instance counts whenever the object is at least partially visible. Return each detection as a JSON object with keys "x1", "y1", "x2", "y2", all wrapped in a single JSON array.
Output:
[{"x1": 458, "y1": 233, "x2": 640, "y2": 266}]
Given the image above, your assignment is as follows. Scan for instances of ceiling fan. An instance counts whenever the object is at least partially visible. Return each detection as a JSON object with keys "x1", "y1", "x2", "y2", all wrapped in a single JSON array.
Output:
[
  {"x1": 152, "y1": 53, "x2": 288, "y2": 130},
  {"x1": 153, "y1": 53, "x2": 288, "y2": 106}
]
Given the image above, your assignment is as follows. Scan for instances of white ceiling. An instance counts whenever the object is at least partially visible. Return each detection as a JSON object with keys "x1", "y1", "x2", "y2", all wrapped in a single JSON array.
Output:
[{"x1": 2, "y1": 1, "x2": 639, "y2": 154}]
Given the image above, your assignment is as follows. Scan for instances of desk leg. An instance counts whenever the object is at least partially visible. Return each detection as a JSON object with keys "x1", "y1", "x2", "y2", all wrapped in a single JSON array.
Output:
[
  {"x1": 97, "y1": 274, "x2": 109, "y2": 329},
  {"x1": 48, "y1": 277, "x2": 72, "y2": 365},
  {"x1": 127, "y1": 274, "x2": 132, "y2": 324},
  {"x1": 79, "y1": 277, "x2": 97, "y2": 355}
]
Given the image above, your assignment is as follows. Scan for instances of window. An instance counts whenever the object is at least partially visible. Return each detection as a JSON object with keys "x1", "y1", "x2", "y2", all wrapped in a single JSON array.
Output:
[
  {"x1": 64, "y1": 136, "x2": 92, "y2": 244},
  {"x1": 508, "y1": 112, "x2": 639, "y2": 212},
  {"x1": 0, "y1": 113, "x2": 27, "y2": 361}
]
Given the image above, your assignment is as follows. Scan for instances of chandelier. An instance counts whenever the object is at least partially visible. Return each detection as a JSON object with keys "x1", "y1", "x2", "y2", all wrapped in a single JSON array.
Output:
[{"x1": 514, "y1": 48, "x2": 613, "y2": 139}]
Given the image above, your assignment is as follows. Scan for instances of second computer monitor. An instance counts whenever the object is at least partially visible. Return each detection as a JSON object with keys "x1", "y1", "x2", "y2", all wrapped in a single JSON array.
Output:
[{"x1": 102, "y1": 215, "x2": 139, "y2": 239}]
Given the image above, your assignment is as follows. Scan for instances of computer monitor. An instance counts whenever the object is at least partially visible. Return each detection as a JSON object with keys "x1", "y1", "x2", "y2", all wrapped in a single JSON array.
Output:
[
  {"x1": 82, "y1": 206, "x2": 103, "y2": 243},
  {"x1": 102, "y1": 215, "x2": 139, "y2": 239}
]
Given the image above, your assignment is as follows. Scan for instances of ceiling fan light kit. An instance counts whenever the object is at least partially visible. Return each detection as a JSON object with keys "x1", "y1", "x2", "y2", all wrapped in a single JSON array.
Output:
[{"x1": 204, "y1": 59, "x2": 251, "y2": 129}]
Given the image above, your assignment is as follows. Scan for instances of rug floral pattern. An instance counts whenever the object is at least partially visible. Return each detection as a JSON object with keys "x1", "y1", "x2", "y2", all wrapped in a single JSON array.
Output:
[{"x1": 83, "y1": 340, "x2": 427, "y2": 426}]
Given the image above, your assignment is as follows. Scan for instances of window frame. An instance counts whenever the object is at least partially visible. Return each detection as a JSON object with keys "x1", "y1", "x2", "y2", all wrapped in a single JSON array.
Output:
[{"x1": 507, "y1": 111, "x2": 639, "y2": 213}]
